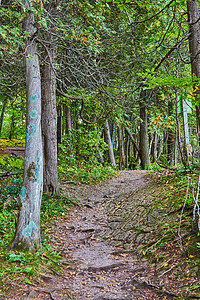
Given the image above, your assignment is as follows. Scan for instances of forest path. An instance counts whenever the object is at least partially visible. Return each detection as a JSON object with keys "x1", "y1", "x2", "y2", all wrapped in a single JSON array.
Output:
[
  {"x1": 43, "y1": 170, "x2": 174, "y2": 300},
  {"x1": 6, "y1": 170, "x2": 178, "y2": 300}
]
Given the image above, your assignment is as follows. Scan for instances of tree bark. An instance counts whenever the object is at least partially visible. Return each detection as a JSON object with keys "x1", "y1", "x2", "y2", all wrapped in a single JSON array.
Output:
[
  {"x1": 152, "y1": 132, "x2": 158, "y2": 162},
  {"x1": 182, "y1": 98, "x2": 192, "y2": 164},
  {"x1": 64, "y1": 104, "x2": 72, "y2": 135},
  {"x1": 104, "y1": 120, "x2": 116, "y2": 166},
  {"x1": 139, "y1": 91, "x2": 150, "y2": 169},
  {"x1": 167, "y1": 99, "x2": 175, "y2": 165},
  {"x1": 118, "y1": 125, "x2": 125, "y2": 170},
  {"x1": 175, "y1": 88, "x2": 185, "y2": 166},
  {"x1": 187, "y1": 0, "x2": 200, "y2": 144},
  {"x1": 41, "y1": 37, "x2": 58, "y2": 195},
  {"x1": 0, "y1": 98, "x2": 7, "y2": 135},
  {"x1": 125, "y1": 126, "x2": 139, "y2": 153},
  {"x1": 13, "y1": 1, "x2": 43, "y2": 251},
  {"x1": 9, "y1": 112, "x2": 14, "y2": 140}
]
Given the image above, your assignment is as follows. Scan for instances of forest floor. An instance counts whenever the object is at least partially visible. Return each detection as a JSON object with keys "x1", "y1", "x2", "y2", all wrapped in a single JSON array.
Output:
[{"x1": 4, "y1": 170, "x2": 200, "y2": 300}]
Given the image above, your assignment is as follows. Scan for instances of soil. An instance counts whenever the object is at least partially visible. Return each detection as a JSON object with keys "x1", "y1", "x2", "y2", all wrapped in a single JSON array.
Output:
[{"x1": 4, "y1": 170, "x2": 200, "y2": 299}]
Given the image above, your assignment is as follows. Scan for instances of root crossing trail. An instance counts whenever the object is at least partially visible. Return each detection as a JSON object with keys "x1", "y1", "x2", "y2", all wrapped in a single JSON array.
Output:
[{"x1": 7, "y1": 171, "x2": 176, "y2": 300}]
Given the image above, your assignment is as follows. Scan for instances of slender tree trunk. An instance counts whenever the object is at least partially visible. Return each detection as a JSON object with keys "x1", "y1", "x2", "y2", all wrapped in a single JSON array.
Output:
[
  {"x1": 41, "y1": 37, "x2": 58, "y2": 195},
  {"x1": 187, "y1": 0, "x2": 200, "y2": 145},
  {"x1": 13, "y1": 1, "x2": 43, "y2": 251},
  {"x1": 126, "y1": 134, "x2": 130, "y2": 168},
  {"x1": 118, "y1": 125, "x2": 125, "y2": 170},
  {"x1": 104, "y1": 120, "x2": 116, "y2": 166},
  {"x1": 182, "y1": 98, "x2": 192, "y2": 164},
  {"x1": 152, "y1": 132, "x2": 158, "y2": 162},
  {"x1": 0, "y1": 98, "x2": 7, "y2": 135},
  {"x1": 9, "y1": 112, "x2": 14, "y2": 140},
  {"x1": 139, "y1": 91, "x2": 150, "y2": 169},
  {"x1": 64, "y1": 104, "x2": 72, "y2": 135},
  {"x1": 167, "y1": 100, "x2": 175, "y2": 165},
  {"x1": 175, "y1": 88, "x2": 185, "y2": 166},
  {"x1": 125, "y1": 126, "x2": 139, "y2": 153}
]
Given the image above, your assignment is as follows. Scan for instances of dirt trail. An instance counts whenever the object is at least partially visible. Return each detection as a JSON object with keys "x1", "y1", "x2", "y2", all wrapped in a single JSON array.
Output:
[{"x1": 6, "y1": 171, "x2": 176, "y2": 300}]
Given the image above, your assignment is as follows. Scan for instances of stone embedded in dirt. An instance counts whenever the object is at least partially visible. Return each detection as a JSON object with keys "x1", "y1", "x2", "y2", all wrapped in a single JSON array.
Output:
[
  {"x1": 40, "y1": 275, "x2": 54, "y2": 283},
  {"x1": 87, "y1": 262, "x2": 125, "y2": 272},
  {"x1": 81, "y1": 228, "x2": 96, "y2": 232}
]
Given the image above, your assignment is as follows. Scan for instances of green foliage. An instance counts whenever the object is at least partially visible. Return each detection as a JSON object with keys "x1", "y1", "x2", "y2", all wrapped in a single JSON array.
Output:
[
  {"x1": 0, "y1": 139, "x2": 25, "y2": 148},
  {"x1": 41, "y1": 194, "x2": 73, "y2": 224},
  {"x1": 0, "y1": 155, "x2": 24, "y2": 175},
  {"x1": 58, "y1": 128, "x2": 117, "y2": 183},
  {"x1": 0, "y1": 176, "x2": 73, "y2": 294}
]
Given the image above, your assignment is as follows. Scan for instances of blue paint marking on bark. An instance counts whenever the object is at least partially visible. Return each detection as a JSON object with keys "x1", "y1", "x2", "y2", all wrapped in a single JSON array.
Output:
[
  {"x1": 19, "y1": 186, "x2": 26, "y2": 202},
  {"x1": 25, "y1": 156, "x2": 29, "y2": 162},
  {"x1": 29, "y1": 94, "x2": 38, "y2": 103},
  {"x1": 22, "y1": 221, "x2": 37, "y2": 238},
  {"x1": 30, "y1": 110, "x2": 38, "y2": 119},
  {"x1": 26, "y1": 123, "x2": 36, "y2": 142}
]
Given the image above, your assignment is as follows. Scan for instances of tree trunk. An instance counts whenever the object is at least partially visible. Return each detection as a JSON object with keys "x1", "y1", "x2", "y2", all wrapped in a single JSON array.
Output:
[
  {"x1": 125, "y1": 126, "x2": 139, "y2": 153},
  {"x1": 182, "y1": 98, "x2": 192, "y2": 164},
  {"x1": 64, "y1": 104, "x2": 72, "y2": 135},
  {"x1": 41, "y1": 37, "x2": 58, "y2": 195},
  {"x1": 167, "y1": 99, "x2": 175, "y2": 165},
  {"x1": 118, "y1": 125, "x2": 125, "y2": 170},
  {"x1": 139, "y1": 91, "x2": 150, "y2": 169},
  {"x1": 0, "y1": 98, "x2": 7, "y2": 135},
  {"x1": 175, "y1": 88, "x2": 185, "y2": 166},
  {"x1": 152, "y1": 132, "x2": 158, "y2": 162},
  {"x1": 13, "y1": 1, "x2": 43, "y2": 251},
  {"x1": 9, "y1": 112, "x2": 14, "y2": 140},
  {"x1": 187, "y1": 0, "x2": 200, "y2": 144},
  {"x1": 104, "y1": 120, "x2": 116, "y2": 166}
]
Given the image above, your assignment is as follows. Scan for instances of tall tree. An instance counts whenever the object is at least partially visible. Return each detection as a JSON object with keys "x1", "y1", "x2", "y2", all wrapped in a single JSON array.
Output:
[
  {"x1": 139, "y1": 90, "x2": 150, "y2": 169},
  {"x1": 104, "y1": 119, "x2": 116, "y2": 166},
  {"x1": 41, "y1": 35, "x2": 58, "y2": 195},
  {"x1": 13, "y1": 0, "x2": 43, "y2": 251},
  {"x1": 187, "y1": 0, "x2": 200, "y2": 144}
]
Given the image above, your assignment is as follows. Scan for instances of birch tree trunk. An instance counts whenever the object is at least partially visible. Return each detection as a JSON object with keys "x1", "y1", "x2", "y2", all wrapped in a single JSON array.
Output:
[
  {"x1": 187, "y1": 0, "x2": 200, "y2": 144},
  {"x1": 183, "y1": 98, "x2": 192, "y2": 164},
  {"x1": 104, "y1": 120, "x2": 116, "y2": 166},
  {"x1": 0, "y1": 98, "x2": 7, "y2": 135},
  {"x1": 41, "y1": 38, "x2": 58, "y2": 195},
  {"x1": 139, "y1": 91, "x2": 150, "y2": 169},
  {"x1": 13, "y1": 1, "x2": 43, "y2": 251},
  {"x1": 167, "y1": 99, "x2": 175, "y2": 165},
  {"x1": 9, "y1": 112, "x2": 14, "y2": 140}
]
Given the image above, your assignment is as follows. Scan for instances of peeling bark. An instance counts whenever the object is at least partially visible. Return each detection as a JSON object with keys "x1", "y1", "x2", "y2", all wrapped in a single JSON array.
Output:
[{"x1": 13, "y1": 1, "x2": 43, "y2": 251}]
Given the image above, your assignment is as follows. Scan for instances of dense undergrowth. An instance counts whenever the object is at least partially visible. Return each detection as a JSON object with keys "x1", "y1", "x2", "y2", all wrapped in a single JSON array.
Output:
[
  {"x1": 102, "y1": 165, "x2": 200, "y2": 298},
  {"x1": 58, "y1": 133, "x2": 118, "y2": 183},
  {"x1": 147, "y1": 167, "x2": 200, "y2": 296},
  {"x1": 0, "y1": 139, "x2": 25, "y2": 148},
  {"x1": 0, "y1": 174, "x2": 74, "y2": 297}
]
